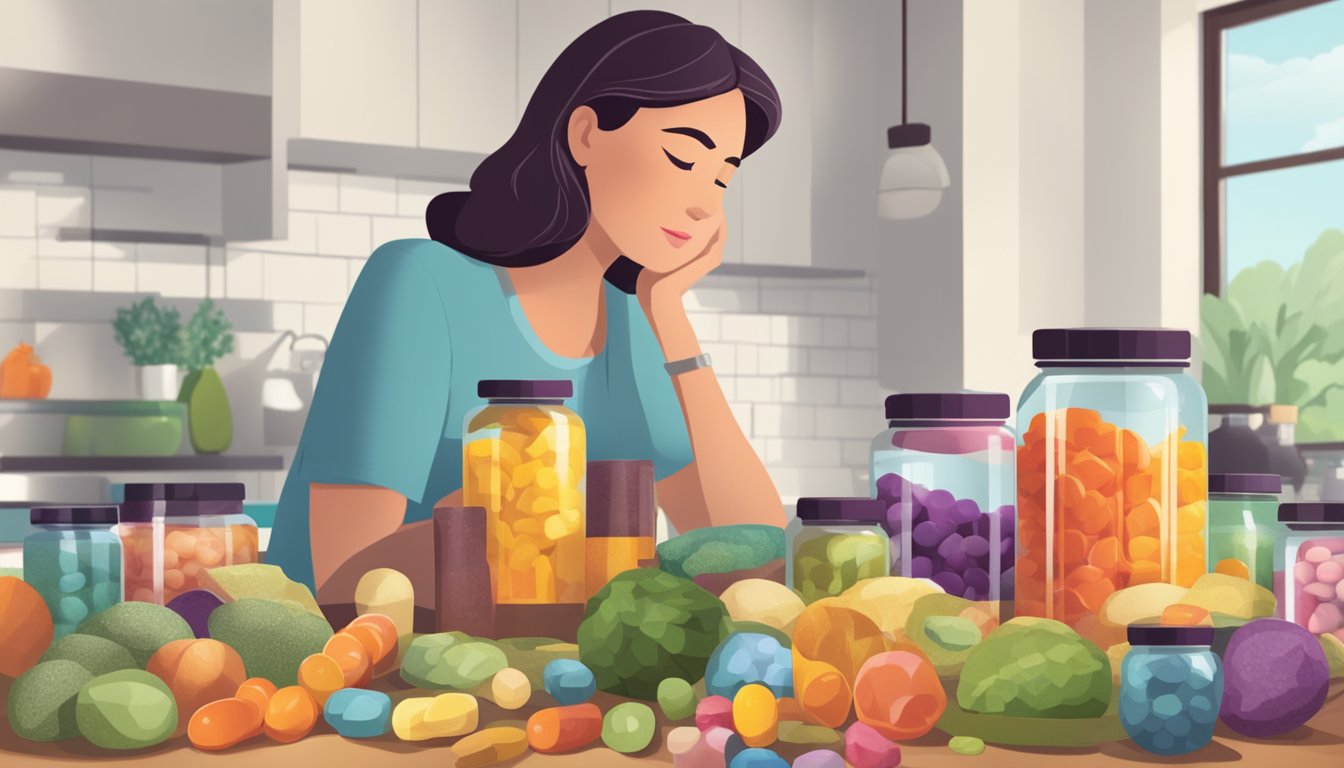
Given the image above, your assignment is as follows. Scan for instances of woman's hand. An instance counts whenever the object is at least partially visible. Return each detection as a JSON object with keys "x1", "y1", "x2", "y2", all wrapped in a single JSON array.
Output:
[{"x1": 636, "y1": 218, "x2": 725, "y2": 361}]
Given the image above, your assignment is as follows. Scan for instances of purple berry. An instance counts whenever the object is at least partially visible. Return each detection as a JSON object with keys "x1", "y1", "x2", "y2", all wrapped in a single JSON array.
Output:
[
  {"x1": 912, "y1": 521, "x2": 943, "y2": 549},
  {"x1": 964, "y1": 567, "x2": 991, "y2": 594},
  {"x1": 931, "y1": 570, "x2": 965, "y2": 596},
  {"x1": 951, "y1": 498, "x2": 982, "y2": 525},
  {"x1": 910, "y1": 556, "x2": 934, "y2": 578},
  {"x1": 963, "y1": 535, "x2": 990, "y2": 558}
]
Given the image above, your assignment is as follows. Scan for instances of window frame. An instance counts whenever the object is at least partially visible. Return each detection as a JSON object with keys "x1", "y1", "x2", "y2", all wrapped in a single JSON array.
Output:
[{"x1": 1201, "y1": 0, "x2": 1344, "y2": 294}]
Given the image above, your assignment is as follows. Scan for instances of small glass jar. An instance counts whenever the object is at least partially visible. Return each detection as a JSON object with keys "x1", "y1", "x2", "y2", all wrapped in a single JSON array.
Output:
[
  {"x1": 1275, "y1": 502, "x2": 1344, "y2": 640},
  {"x1": 1120, "y1": 625, "x2": 1223, "y2": 756},
  {"x1": 24, "y1": 506, "x2": 123, "y2": 638},
  {"x1": 1207, "y1": 474, "x2": 1281, "y2": 590},
  {"x1": 871, "y1": 392, "x2": 1014, "y2": 606},
  {"x1": 1016, "y1": 329, "x2": 1208, "y2": 648},
  {"x1": 119, "y1": 483, "x2": 257, "y2": 604},
  {"x1": 787, "y1": 497, "x2": 890, "y2": 603},
  {"x1": 464, "y1": 379, "x2": 586, "y2": 605}
]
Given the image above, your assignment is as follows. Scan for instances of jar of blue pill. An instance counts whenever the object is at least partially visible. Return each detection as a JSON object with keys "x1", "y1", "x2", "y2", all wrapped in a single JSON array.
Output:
[
  {"x1": 23, "y1": 506, "x2": 122, "y2": 639},
  {"x1": 1119, "y1": 625, "x2": 1223, "y2": 756}
]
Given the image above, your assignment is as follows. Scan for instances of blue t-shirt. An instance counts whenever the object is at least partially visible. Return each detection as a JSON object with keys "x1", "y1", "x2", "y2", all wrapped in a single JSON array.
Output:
[{"x1": 266, "y1": 238, "x2": 693, "y2": 590}]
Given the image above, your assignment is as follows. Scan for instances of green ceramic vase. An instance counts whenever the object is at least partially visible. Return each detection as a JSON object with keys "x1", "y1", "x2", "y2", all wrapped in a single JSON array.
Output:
[{"x1": 179, "y1": 367, "x2": 232, "y2": 454}]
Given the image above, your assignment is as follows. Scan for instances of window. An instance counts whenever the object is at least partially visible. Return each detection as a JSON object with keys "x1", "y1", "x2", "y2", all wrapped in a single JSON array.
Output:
[{"x1": 1200, "y1": 0, "x2": 1344, "y2": 442}]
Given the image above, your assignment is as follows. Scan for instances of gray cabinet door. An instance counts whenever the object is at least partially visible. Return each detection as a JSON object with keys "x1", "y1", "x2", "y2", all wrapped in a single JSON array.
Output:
[
  {"x1": 299, "y1": 0, "x2": 418, "y2": 146},
  {"x1": 419, "y1": 0, "x2": 518, "y2": 154},
  {"x1": 516, "y1": 0, "x2": 608, "y2": 120}
]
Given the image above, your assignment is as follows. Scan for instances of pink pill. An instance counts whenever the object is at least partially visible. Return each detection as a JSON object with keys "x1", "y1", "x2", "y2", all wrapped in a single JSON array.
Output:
[
  {"x1": 702, "y1": 726, "x2": 733, "y2": 753},
  {"x1": 1317, "y1": 560, "x2": 1344, "y2": 584},
  {"x1": 1304, "y1": 582, "x2": 1336, "y2": 600},
  {"x1": 695, "y1": 696, "x2": 734, "y2": 732},
  {"x1": 1305, "y1": 546, "x2": 1333, "y2": 564},
  {"x1": 1308, "y1": 603, "x2": 1344, "y2": 634},
  {"x1": 1295, "y1": 561, "x2": 1317, "y2": 585},
  {"x1": 1337, "y1": 580, "x2": 1344, "y2": 603}
]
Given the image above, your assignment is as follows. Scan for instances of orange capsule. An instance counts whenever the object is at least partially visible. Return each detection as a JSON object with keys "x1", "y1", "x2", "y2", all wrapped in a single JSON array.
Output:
[
  {"x1": 526, "y1": 703, "x2": 602, "y2": 754},
  {"x1": 264, "y1": 686, "x2": 320, "y2": 744},
  {"x1": 188, "y1": 697, "x2": 263, "y2": 751},
  {"x1": 324, "y1": 632, "x2": 373, "y2": 688},
  {"x1": 297, "y1": 653, "x2": 344, "y2": 706},
  {"x1": 236, "y1": 677, "x2": 278, "y2": 717},
  {"x1": 1161, "y1": 604, "x2": 1212, "y2": 626},
  {"x1": 346, "y1": 614, "x2": 399, "y2": 673},
  {"x1": 1215, "y1": 558, "x2": 1251, "y2": 580}
]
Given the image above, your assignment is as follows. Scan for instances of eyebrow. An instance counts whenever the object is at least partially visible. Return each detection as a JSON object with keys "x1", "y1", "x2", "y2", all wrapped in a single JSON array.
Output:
[
  {"x1": 662, "y1": 126, "x2": 716, "y2": 149},
  {"x1": 725, "y1": 157, "x2": 741, "y2": 167}
]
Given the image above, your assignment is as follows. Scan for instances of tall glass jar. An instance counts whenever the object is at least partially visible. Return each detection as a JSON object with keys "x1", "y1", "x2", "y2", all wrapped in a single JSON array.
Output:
[
  {"x1": 464, "y1": 379, "x2": 586, "y2": 605},
  {"x1": 24, "y1": 506, "x2": 122, "y2": 638},
  {"x1": 787, "y1": 497, "x2": 890, "y2": 603},
  {"x1": 871, "y1": 393, "x2": 1015, "y2": 608},
  {"x1": 1275, "y1": 502, "x2": 1344, "y2": 640},
  {"x1": 119, "y1": 483, "x2": 257, "y2": 604},
  {"x1": 1120, "y1": 625, "x2": 1223, "y2": 756},
  {"x1": 1207, "y1": 474, "x2": 1280, "y2": 590},
  {"x1": 1016, "y1": 329, "x2": 1208, "y2": 648}
]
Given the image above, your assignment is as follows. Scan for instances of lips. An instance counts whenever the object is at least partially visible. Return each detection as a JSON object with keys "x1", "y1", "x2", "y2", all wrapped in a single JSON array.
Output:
[{"x1": 661, "y1": 227, "x2": 692, "y2": 247}]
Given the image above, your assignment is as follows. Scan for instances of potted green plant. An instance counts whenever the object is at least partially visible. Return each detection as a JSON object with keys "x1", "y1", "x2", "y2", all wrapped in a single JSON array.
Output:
[
  {"x1": 177, "y1": 299, "x2": 235, "y2": 454},
  {"x1": 112, "y1": 297, "x2": 184, "y2": 400}
]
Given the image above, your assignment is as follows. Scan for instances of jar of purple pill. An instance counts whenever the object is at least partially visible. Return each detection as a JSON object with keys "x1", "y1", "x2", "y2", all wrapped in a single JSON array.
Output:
[{"x1": 871, "y1": 392, "x2": 1015, "y2": 607}]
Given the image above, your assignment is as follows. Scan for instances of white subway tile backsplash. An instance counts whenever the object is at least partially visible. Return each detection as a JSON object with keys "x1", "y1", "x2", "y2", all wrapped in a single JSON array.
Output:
[
  {"x1": 735, "y1": 344, "x2": 759, "y2": 375},
  {"x1": 226, "y1": 250, "x2": 265, "y2": 300},
  {"x1": 720, "y1": 314, "x2": 771, "y2": 343},
  {"x1": 137, "y1": 243, "x2": 206, "y2": 264},
  {"x1": 339, "y1": 175, "x2": 397, "y2": 215},
  {"x1": 815, "y1": 406, "x2": 875, "y2": 440},
  {"x1": 93, "y1": 259, "x2": 137, "y2": 293},
  {"x1": 760, "y1": 287, "x2": 810, "y2": 314},
  {"x1": 289, "y1": 171, "x2": 339, "y2": 212},
  {"x1": 752, "y1": 404, "x2": 816, "y2": 438},
  {"x1": 138, "y1": 260, "x2": 206, "y2": 298},
  {"x1": 814, "y1": 289, "x2": 873, "y2": 317},
  {"x1": 38, "y1": 259, "x2": 92, "y2": 291},
  {"x1": 843, "y1": 439, "x2": 872, "y2": 472},
  {"x1": 233, "y1": 211, "x2": 318, "y2": 254},
  {"x1": 35, "y1": 187, "x2": 89, "y2": 229},
  {"x1": 397, "y1": 179, "x2": 461, "y2": 218},
  {"x1": 847, "y1": 349, "x2": 877, "y2": 377},
  {"x1": 263, "y1": 254, "x2": 349, "y2": 303},
  {"x1": 734, "y1": 376, "x2": 780, "y2": 404},
  {"x1": 774, "y1": 438, "x2": 843, "y2": 467},
  {"x1": 823, "y1": 317, "x2": 848, "y2": 347},
  {"x1": 685, "y1": 286, "x2": 758, "y2": 313},
  {"x1": 372, "y1": 216, "x2": 427, "y2": 244},
  {"x1": 0, "y1": 187, "x2": 37, "y2": 237},
  {"x1": 272, "y1": 302, "x2": 304, "y2": 334},
  {"x1": 315, "y1": 213, "x2": 372, "y2": 257},
  {"x1": 850, "y1": 319, "x2": 878, "y2": 349},
  {"x1": 36, "y1": 236, "x2": 91, "y2": 259},
  {"x1": 771, "y1": 315, "x2": 823, "y2": 346},
  {"x1": 687, "y1": 313, "x2": 720, "y2": 341},
  {"x1": 303, "y1": 303, "x2": 344, "y2": 340},
  {"x1": 729, "y1": 401, "x2": 754, "y2": 436},
  {"x1": 780, "y1": 376, "x2": 839, "y2": 405},
  {"x1": 758, "y1": 345, "x2": 807, "y2": 375},
  {"x1": 841, "y1": 378, "x2": 882, "y2": 408},
  {"x1": 700, "y1": 342, "x2": 737, "y2": 375},
  {"x1": 347, "y1": 257, "x2": 368, "y2": 290},
  {"x1": 0, "y1": 237, "x2": 38, "y2": 289},
  {"x1": 809, "y1": 347, "x2": 848, "y2": 376}
]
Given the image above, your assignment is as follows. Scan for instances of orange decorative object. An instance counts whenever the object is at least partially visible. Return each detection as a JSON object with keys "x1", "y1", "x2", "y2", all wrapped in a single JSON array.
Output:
[
  {"x1": 344, "y1": 614, "x2": 399, "y2": 674},
  {"x1": 853, "y1": 650, "x2": 947, "y2": 740},
  {"x1": 297, "y1": 653, "x2": 344, "y2": 706},
  {"x1": 146, "y1": 638, "x2": 249, "y2": 737},
  {"x1": 526, "y1": 703, "x2": 603, "y2": 754},
  {"x1": 236, "y1": 677, "x2": 278, "y2": 716},
  {"x1": 323, "y1": 632, "x2": 373, "y2": 688},
  {"x1": 264, "y1": 686, "x2": 320, "y2": 743},
  {"x1": 791, "y1": 599, "x2": 889, "y2": 728},
  {"x1": 188, "y1": 697, "x2": 264, "y2": 751},
  {"x1": 0, "y1": 576, "x2": 55, "y2": 678},
  {"x1": 0, "y1": 342, "x2": 52, "y2": 399}
]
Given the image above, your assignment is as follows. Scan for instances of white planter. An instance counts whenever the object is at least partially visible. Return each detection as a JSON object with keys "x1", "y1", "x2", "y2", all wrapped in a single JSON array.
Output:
[{"x1": 137, "y1": 364, "x2": 180, "y2": 401}]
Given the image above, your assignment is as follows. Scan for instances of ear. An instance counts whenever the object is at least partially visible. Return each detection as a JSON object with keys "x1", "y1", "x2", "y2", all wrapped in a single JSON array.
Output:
[{"x1": 567, "y1": 105, "x2": 599, "y2": 167}]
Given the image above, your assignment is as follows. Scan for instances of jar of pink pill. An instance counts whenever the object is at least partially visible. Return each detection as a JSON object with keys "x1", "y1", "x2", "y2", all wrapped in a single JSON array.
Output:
[{"x1": 1275, "y1": 502, "x2": 1344, "y2": 640}]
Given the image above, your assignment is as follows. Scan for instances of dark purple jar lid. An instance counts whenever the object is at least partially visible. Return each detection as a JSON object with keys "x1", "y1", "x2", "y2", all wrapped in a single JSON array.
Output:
[
  {"x1": 1127, "y1": 624, "x2": 1214, "y2": 646},
  {"x1": 1209, "y1": 473, "x2": 1282, "y2": 495},
  {"x1": 796, "y1": 497, "x2": 887, "y2": 524},
  {"x1": 120, "y1": 483, "x2": 245, "y2": 522},
  {"x1": 884, "y1": 392, "x2": 1010, "y2": 422},
  {"x1": 1279, "y1": 502, "x2": 1344, "y2": 524},
  {"x1": 478, "y1": 379, "x2": 573, "y2": 400},
  {"x1": 30, "y1": 506, "x2": 119, "y2": 526},
  {"x1": 1032, "y1": 328, "x2": 1191, "y2": 366}
]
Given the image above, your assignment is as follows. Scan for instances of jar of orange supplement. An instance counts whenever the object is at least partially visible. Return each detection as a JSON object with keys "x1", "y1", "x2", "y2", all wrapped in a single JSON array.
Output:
[
  {"x1": 1016, "y1": 329, "x2": 1208, "y2": 649},
  {"x1": 464, "y1": 380, "x2": 586, "y2": 605},
  {"x1": 119, "y1": 483, "x2": 257, "y2": 604}
]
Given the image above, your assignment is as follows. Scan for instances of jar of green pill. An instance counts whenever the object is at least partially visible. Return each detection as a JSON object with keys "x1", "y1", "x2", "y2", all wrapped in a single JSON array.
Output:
[
  {"x1": 787, "y1": 497, "x2": 890, "y2": 603},
  {"x1": 1208, "y1": 474, "x2": 1280, "y2": 590},
  {"x1": 23, "y1": 506, "x2": 122, "y2": 639}
]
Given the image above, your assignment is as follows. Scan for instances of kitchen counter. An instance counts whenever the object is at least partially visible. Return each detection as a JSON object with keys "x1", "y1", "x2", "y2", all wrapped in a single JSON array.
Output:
[{"x1": 3, "y1": 679, "x2": 1341, "y2": 767}]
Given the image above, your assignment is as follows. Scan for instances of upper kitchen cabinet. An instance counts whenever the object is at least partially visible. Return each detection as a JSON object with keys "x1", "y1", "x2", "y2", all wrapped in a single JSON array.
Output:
[
  {"x1": 419, "y1": 1, "x2": 518, "y2": 155},
  {"x1": 299, "y1": 0, "x2": 418, "y2": 147},
  {"x1": 517, "y1": 0, "x2": 608, "y2": 120}
]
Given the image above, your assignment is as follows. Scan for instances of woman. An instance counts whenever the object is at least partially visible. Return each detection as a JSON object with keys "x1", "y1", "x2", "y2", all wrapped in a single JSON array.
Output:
[{"x1": 267, "y1": 11, "x2": 785, "y2": 603}]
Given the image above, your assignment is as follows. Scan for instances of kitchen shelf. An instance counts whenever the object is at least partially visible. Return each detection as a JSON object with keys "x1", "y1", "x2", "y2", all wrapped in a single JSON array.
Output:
[
  {"x1": 0, "y1": 455, "x2": 285, "y2": 473},
  {"x1": 0, "y1": 399, "x2": 182, "y2": 416}
]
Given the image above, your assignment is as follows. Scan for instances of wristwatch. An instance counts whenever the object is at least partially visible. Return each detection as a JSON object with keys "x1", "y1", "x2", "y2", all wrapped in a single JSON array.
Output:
[{"x1": 664, "y1": 353, "x2": 712, "y2": 376}]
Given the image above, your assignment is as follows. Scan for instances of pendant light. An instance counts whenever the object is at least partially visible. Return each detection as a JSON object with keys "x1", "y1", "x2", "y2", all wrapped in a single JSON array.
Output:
[{"x1": 879, "y1": 0, "x2": 950, "y2": 220}]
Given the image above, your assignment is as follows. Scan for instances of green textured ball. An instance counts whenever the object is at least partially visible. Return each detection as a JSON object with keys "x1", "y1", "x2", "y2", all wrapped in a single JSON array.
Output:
[
  {"x1": 74, "y1": 602, "x2": 193, "y2": 667},
  {"x1": 657, "y1": 525, "x2": 786, "y2": 579},
  {"x1": 41, "y1": 634, "x2": 137, "y2": 677},
  {"x1": 75, "y1": 669, "x2": 177, "y2": 750},
  {"x1": 602, "y1": 702, "x2": 656, "y2": 753},
  {"x1": 657, "y1": 677, "x2": 698, "y2": 721},
  {"x1": 207, "y1": 598, "x2": 333, "y2": 687},
  {"x1": 7, "y1": 660, "x2": 93, "y2": 742}
]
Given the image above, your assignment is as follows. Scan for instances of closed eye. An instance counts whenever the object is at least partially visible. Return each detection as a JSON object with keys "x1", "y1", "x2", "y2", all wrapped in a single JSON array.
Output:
[{"x1": 663, "y1": 148, "x2": 694, "y2": 171}]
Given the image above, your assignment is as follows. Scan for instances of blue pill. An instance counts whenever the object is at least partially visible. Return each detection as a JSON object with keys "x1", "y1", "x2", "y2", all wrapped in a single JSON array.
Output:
[
  {"x1": 543, "y1": 659, "x2": 596, "y2": 705},
  {"x1": 59, "y1": 572, "x2": 87, "y2": 593},
  {"x1": 323, "y1": 689, "x2": 392, "y2": 738},
  {"x1": 1151, "y1": 694, "x2": 1182, "y2": 719},
  {"x1": 731, "y1": 748, "x2": 790, "y2": 768}
]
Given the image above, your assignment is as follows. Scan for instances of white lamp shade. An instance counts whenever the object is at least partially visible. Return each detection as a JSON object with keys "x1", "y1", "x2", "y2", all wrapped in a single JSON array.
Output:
[{"x1": 879, "y1": 142, "x2": 951, "y2": 219}]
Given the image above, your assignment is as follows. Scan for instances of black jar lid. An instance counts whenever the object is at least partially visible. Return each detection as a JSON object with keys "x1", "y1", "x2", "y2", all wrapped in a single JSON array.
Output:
[
  {"x1": 1209, "y1": 473, "x2": 1282, "y2": 495},
  {"x1": 1032, "y1": 328, "x2": 1191, "y2": 367},
  {"x1": 796, "y1": 497, "x2": 887, "y2": 524},
  {"x1": 30, "y1": 506, "x2": 119, "y2": 526},
  {"x1": 1278, "y1": 502, "x2": 1344, "y2": 524},
  {"x1": 123, "y1": 483, "x2": 245, "y2": 503},
  {"x1": 478, "y1": 379, "x2": 573, "y2": 400},
  {"x1": 884, "y1": 392, "x2": 1010, "y2": 423},
  {"x1": 1127, "y1": 624, "x2": 1214, "y2": 646}
]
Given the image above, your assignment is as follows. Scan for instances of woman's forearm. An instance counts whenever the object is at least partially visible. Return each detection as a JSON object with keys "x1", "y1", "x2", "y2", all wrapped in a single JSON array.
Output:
[
  {"x1": 648, "y1": 302, "x2": 785, "y2": 528},
  {"x1": 309, "y1": 483, "x2": 407, "y2": 598}
]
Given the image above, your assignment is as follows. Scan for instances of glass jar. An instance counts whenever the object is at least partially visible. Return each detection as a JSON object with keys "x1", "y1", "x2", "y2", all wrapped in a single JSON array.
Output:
[
  {"x1": 1119, "y1": 625, "x2": 1223, "y2": 756},
  {"x1": 464, "y1": 379, "x2": 586, "y2": 605},
  {"x1": 1276, "y1": 502, "x2": 1344, "y2": 640},
  {"x1": 24, "y1": 506, "x2": 123, "y2": 638},
  {"x1": 1016, "y1": 329, "x2": 1209, "y2": 648},
  {"x1": 787, "y1": 497, "x2": 890, "y2": 603},
  {"x1": 1207, "y1": 474, "x2": 1280, "y2": 590},
  {"x1": 119, "y1": 483, "x2": 257, "y2": 604},
  {"x1": 871, "y1": 393, "x2": 1014, "y2": 607}
]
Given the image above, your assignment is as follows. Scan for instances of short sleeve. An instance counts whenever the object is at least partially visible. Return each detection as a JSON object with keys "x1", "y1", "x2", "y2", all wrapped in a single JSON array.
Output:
[
  {"x1": 299, "y1": 242, "x2": 452, "y2": 503},
  {"x1": 624, "y1": 298, "x2": 695, "y2": 480}
]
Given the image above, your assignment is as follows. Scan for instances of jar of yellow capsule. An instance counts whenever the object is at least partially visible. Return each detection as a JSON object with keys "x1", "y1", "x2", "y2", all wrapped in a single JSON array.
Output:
[{"x1": 464, "y1": 379, "x2": 586, "y2": 605}]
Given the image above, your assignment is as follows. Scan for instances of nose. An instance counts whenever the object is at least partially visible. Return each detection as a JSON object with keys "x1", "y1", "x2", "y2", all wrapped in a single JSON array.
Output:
[{"x1": 686, "y1": 204, "x2": 712, "y2": 222}]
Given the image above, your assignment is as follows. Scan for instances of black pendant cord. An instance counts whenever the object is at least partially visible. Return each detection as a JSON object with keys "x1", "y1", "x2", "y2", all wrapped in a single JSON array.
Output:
[{"x1": 901, "y1": 0, "x2": 908, "y2": 125}]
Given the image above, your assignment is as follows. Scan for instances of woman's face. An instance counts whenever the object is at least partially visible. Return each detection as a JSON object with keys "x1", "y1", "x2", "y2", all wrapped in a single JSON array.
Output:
[{"x1": 569, "y1": 89, "x2": 746, "y2": 273}]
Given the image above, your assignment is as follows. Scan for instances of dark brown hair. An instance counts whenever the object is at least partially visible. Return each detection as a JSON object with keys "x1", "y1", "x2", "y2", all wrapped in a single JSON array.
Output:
[{"x1": 425, "y1": 10, "x2": 782, "y2": 290}]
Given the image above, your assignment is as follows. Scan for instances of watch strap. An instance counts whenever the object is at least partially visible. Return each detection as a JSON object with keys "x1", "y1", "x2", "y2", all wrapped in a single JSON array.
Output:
[{"x1": 664, "y1": 353, "x2": 712, "y2": 376}]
